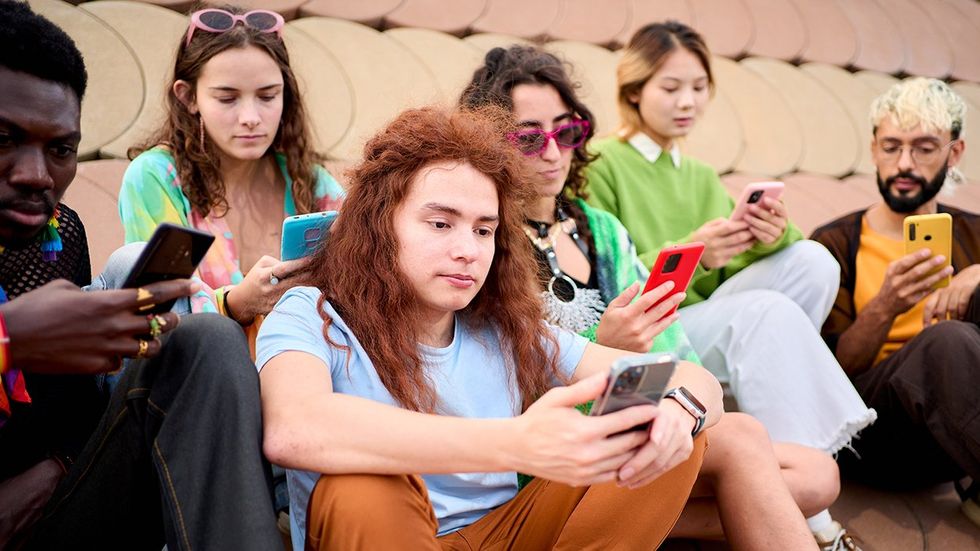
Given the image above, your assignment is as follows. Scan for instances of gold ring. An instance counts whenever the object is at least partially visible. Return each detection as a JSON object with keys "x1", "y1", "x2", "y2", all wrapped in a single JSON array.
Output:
[
  {"x1": 136, "y1": 339, "x2": 149, "y2": 359},
  {"x1": 136, "y1": 287, "x2": 156, "y2": 312}
]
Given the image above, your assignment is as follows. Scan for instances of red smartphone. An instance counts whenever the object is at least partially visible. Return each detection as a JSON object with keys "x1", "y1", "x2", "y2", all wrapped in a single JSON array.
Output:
[
  {"x1": 642, "y1": 242, "x2": 705, "y2": 317},
  {"x1": 729, "y1": 181, "x2": 784, "y2": 222}
]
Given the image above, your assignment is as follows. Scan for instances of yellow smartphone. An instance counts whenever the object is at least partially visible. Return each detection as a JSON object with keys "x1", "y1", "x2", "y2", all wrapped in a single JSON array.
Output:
[{"x1": 903, "y1": 213, "x2": 952, "y2": 289}]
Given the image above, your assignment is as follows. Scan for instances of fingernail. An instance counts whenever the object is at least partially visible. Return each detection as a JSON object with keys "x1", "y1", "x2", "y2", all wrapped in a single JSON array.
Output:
[{"x1": 620, "y1": 467, "x2": 635, "y2": 480}]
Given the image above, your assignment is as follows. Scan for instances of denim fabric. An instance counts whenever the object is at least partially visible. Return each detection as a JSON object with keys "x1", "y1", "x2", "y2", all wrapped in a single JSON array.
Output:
[
  {"x1": 24, "y1": 314, "x2": 283, "y2": 551},
  {"x1": 84, "y1": 242, "x2": 192, "y2": 394}
]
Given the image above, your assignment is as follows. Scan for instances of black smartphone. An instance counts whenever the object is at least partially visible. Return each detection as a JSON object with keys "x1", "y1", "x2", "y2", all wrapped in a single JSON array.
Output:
[
  {"x1": 121, "y1": 223, "x2": 215, "y2": 314},
  {"x1": 589, "y1": 353, "x2": 678, "y2": 432}
]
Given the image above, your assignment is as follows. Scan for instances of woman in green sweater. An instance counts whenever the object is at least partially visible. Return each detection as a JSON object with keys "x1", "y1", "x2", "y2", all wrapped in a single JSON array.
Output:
[
  {"x1": 461, "y1": 45, "x2": 842, "y2": 548},
  {"x1": 585, "y1": 22, "x2": 874, "y2": 548}
]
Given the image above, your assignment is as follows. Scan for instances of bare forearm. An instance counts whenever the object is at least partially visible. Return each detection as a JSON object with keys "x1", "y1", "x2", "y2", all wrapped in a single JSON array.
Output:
[
  {"x1": 835, "y1": 300, "x2": 895, "y2": 377},
  {"x1": 263, "y1": 392, "x2": 518, "y2": 475}
]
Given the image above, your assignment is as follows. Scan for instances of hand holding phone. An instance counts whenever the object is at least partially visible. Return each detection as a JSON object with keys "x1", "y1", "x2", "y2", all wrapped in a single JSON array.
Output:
[
  {"x1": 904, "y1": 213, "x2": 952, "y2": 290},
  {"x1": 643, "y1": 243, "x2": 704, "y2": 318},
  {"x1": 730, "y1": 181, "x2": 784, "y2": 222},
  {"x1": 122, "y1": 223, "x2": 214, "y2": 314},
  {"x1": 589, "y1": 353, "x2": 678, "y2": 432}
]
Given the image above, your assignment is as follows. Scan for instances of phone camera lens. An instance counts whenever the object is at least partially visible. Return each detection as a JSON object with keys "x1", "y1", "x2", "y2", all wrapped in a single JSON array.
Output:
[{"x1": 749, "y1": 190, "x2": 763, "y2": 203}]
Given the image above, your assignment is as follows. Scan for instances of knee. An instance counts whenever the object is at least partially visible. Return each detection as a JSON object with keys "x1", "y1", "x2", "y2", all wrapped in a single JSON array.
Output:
[
  {"x1": 308, "y1": 474, "x2": 428, "y2": 530},
  {"x1": 703, "y1": 413, "x2": 772, "y2": 465},
  {"x1": 787, "y1": 240, "x2": 840, "y2": 286},
  {"x1": 89, "y1": 242, "x2": 147, "y2": 290},
  {"x1": 742, "y1": 290, "x2": 808, "y2": 323},
  {"x1": 162, "y1": 314, "x2": 256, "y2": 388},
  {"x1": 788, "y1": 448, "x2": 840, "y2": 516}
]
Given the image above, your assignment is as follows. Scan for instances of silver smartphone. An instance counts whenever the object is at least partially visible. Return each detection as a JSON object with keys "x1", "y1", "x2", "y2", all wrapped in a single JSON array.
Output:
[{"x1": 589, "y1": 353, "x2": 677, "y2": 431}]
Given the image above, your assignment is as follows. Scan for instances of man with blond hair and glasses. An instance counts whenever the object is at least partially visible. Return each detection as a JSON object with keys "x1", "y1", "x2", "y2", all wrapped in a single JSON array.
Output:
[{"x1": 811, "y1": 78, "x2": 980, "y2": 526}]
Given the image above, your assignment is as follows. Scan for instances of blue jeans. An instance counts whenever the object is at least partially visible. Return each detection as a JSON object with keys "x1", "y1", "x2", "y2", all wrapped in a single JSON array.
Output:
[{"x1": 24, "y1": 314, "x2": 282, "y2": 551}]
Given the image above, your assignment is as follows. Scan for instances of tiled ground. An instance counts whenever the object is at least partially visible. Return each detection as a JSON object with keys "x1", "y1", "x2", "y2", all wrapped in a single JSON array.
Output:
[{"x1": 664, "y1": 481, "x2": 980, "y2": 550}]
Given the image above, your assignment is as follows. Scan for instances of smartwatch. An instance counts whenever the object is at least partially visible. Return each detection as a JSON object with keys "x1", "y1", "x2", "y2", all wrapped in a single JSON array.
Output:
[{"x1": 664, "y1": 386, "x2": 707, "y2": 437}]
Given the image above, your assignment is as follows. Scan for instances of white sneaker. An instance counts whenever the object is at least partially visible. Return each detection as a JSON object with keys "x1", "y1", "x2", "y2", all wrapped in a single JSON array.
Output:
[{"x1": 814, "y1": 520, "x2": 862, "y2": 551}]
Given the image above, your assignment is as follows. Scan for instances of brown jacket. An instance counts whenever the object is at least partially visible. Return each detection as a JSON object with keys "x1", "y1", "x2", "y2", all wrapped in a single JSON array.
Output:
[{"x1": 810, "y1": 204, "x2": 980, "y2": 360}]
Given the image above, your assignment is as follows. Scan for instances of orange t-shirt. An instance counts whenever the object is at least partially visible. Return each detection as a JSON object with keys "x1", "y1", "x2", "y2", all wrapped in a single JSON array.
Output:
[{"x1": 854, "y1": 218, "x2": 927, "y2": 365}]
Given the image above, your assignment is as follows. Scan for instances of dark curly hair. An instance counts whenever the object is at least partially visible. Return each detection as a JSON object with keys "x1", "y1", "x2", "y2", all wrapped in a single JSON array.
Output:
[
  {"x1": 460, "y1": 45, "x2": 597, "y2": 201},
  {"x1": 0, "y1": 0, "x2": 87, "y2": 101}
]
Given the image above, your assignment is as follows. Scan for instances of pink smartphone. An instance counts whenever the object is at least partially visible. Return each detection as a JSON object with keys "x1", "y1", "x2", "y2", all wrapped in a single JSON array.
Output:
[
  {"x1": 642, "y1": 242, "x2": 705, "y2": 318},
  {"x1": 729, "y1": 181, "x2": 784, "y2": 221}
]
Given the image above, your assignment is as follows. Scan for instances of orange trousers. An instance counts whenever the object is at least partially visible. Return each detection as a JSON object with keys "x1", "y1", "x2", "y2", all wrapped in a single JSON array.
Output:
[{"x1": 305, "y1": 435, "x2": 706, "y2": 550}]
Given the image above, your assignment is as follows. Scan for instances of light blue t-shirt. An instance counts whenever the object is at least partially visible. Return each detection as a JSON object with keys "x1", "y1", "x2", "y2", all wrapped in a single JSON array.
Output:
[{"x1": 256, "y1": 286, "x2": 589, "y2": 547}]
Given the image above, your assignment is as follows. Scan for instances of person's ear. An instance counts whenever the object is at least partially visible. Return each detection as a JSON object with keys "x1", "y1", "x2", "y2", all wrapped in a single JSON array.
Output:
[
  {"x1": 173, "y1": 80, "x2": 198, "y2": 114},
  {"x1": 948, "y1": 139, "x2": 965, "y2": 169}
]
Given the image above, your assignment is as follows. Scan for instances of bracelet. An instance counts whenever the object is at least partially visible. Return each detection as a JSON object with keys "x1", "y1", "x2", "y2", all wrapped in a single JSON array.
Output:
[{"x1": 0, "y1": 311, "x2": 9, "y2": 374}]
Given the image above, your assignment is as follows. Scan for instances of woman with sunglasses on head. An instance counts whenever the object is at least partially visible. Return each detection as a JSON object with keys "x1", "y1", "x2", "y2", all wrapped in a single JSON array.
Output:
[
  {"x1": 120, "y1": 5, "x2": 344, "y2": 325},
  {"x1": 460, "y1": 45, "x2": 838, "y2": 549},
  {"x1": 257, "y1": 106, "x2": 756, "y2": 550},
  {"x1": 585, "y1": 23, "x2": 874, "y2": 548}
]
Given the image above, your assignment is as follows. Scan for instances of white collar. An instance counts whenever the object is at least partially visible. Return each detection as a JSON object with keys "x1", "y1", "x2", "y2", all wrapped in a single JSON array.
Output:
[{"x1": 627, "y1": 132, "x2": 681, "y2": 168}]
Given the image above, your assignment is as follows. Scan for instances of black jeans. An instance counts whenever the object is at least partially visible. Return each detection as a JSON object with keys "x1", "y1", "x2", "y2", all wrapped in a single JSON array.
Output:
[
  {"x1": 24, "y1": 314, "x2": 283, "y2": 551},
  {"x1": 839, "y1": 287, "x2": 980, "y2": 489}
]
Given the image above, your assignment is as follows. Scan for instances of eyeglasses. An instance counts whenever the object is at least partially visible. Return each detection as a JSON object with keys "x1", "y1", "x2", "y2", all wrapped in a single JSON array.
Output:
[
  {"x1": 506, "y1": 119, "x2": 590, "y2": 156},
  {"x1": 876, "y1": 138, "x2": 958, "y2": 165},
  {"x1": 185, "y1": 9, "x2": 285, "y2": 47}
]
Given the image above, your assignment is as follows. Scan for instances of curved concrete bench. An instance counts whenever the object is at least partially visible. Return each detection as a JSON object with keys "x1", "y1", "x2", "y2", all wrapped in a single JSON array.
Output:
[
  {"x1": 799, "y1": 63, "x2": 881, "y2": 176},
  {"x1": 30, "y1": 0, "x2": 143, "y2": 160},
  {"x1": 297, "y1": 0, "x2": 400, "y2": 28},
  {"x1": 548, "y1": 0, "x2": 629, "y2": 47},
  {"x1": 882, "y1": 0, "x2": 953, "y2": 79},
  {"x1": 282, "y1": 23, "x2": 355, "y2": 156},
  {"x1": 65, "y1": 159, "x2": 131, "y2": 275},
  {"x1": 949, "y1": 82, "x2": 980, "y2": 183},
  {"x1": 836, "y1": 0, "x2": 905, "y2": 74},
  {"x1": 741, "y1": 57, "x2": 860, "y2": 177},
  {"x1": 742, "y1": 0, "x2": 806, "y2": 61},
  {"x1": 931, "y1": 0, "x2": 980, "y2": 82},
  {"x1": 617, "y1": 0, "x2": 694, "y2": 47},
  {"x1": 470, "y1": 0, "x2": 559, "y2": 40},
  {"x1": 289, "y1": 17, "x2": 441, "y2": 161},
  {"x1": 545, "y1": 41, "x2": 620, "y2": 137},
  {"x1": 687, "y1": 0, "x2": 753, "y2": 59},
  {"x1": 713, "y1": 56, "x2": 803, "y2": 177},
  {"x1": 80, "y1": 1, "x2": 187, "y2": 160},
  {"x1": 384, "y1": 0, "x2": 487, "y2": 36},
  {"x1": 790, "y1": 0, "x2": 858, "y2": 67},
  {"x1": 463, "y1": 32, "x2": 532, "y2": 53},
  {"x1": 385, "y1": 27, "x2": 484, "y2": 106},
  {"x1": 683, "y1": 87, "x2": 744, "y2": 175}
]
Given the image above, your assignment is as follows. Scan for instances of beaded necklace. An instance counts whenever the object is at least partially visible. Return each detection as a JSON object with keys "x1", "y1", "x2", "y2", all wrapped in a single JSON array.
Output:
[{"x1": 524, "y1": 205, "x2": 605, "y2": 333}]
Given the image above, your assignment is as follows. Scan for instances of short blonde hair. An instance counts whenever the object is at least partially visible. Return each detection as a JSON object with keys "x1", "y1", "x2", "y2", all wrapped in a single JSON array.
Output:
[
  {"x1": 616, "y1": 21, "x2": 713, "y2": 139},
  {"x1": 870, "y1": 77, "x2": 967, "y2": 139}
]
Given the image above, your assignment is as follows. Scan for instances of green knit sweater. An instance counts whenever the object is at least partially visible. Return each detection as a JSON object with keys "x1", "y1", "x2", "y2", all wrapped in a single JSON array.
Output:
[{"x1": 585, "y1": 137, "x2": 802, "y2": 306}]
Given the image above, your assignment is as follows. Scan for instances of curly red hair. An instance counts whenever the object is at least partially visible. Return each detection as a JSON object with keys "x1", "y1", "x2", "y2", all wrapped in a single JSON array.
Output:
[{"x1": 297, "y1": 106, "x2": 562, "y2": 413}]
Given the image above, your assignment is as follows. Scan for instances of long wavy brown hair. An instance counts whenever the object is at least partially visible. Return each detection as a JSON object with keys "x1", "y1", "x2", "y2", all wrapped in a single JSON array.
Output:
[
  {"x1": 296, "y1": 106, "x2": 562, "y2": 413},
  {"x1": 460, "y1": 45, "x2": 598, "y2": 200},
  {"x1": 129, "y1": 3, "x2": 320, "y2": 217}
]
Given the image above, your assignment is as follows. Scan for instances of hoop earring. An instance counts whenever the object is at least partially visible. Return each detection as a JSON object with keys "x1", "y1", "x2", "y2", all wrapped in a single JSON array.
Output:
[{"x1": 198, "y1": 114, "x2": 206, "y2": 150}]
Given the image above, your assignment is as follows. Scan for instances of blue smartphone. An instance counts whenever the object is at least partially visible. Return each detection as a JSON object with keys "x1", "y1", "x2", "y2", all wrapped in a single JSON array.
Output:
[{"x1": 281, "y1": 211, "x2": 338, "y2": 261}]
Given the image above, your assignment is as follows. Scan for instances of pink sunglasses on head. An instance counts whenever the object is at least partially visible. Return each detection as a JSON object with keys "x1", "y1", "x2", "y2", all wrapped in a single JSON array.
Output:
[{"x1": 185, "y1": 8, "x2": 285, "y2": 46}]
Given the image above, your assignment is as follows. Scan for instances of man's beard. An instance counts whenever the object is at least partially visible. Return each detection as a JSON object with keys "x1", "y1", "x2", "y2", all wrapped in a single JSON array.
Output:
[{"x1": 876, "y1": 162, "x2": 947, "y2": 214}]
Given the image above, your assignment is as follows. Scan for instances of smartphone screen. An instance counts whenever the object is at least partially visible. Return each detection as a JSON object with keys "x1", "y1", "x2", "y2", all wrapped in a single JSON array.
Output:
[
  {"x1": 589, "y1": 353, "x2": 677, "y2": 431},
  {"x1": 122, "y1": 223, "x2": 215, "y2": 314},
  {"x1": 643, "y1": 243, "x2": 704, "y2": 317}
]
